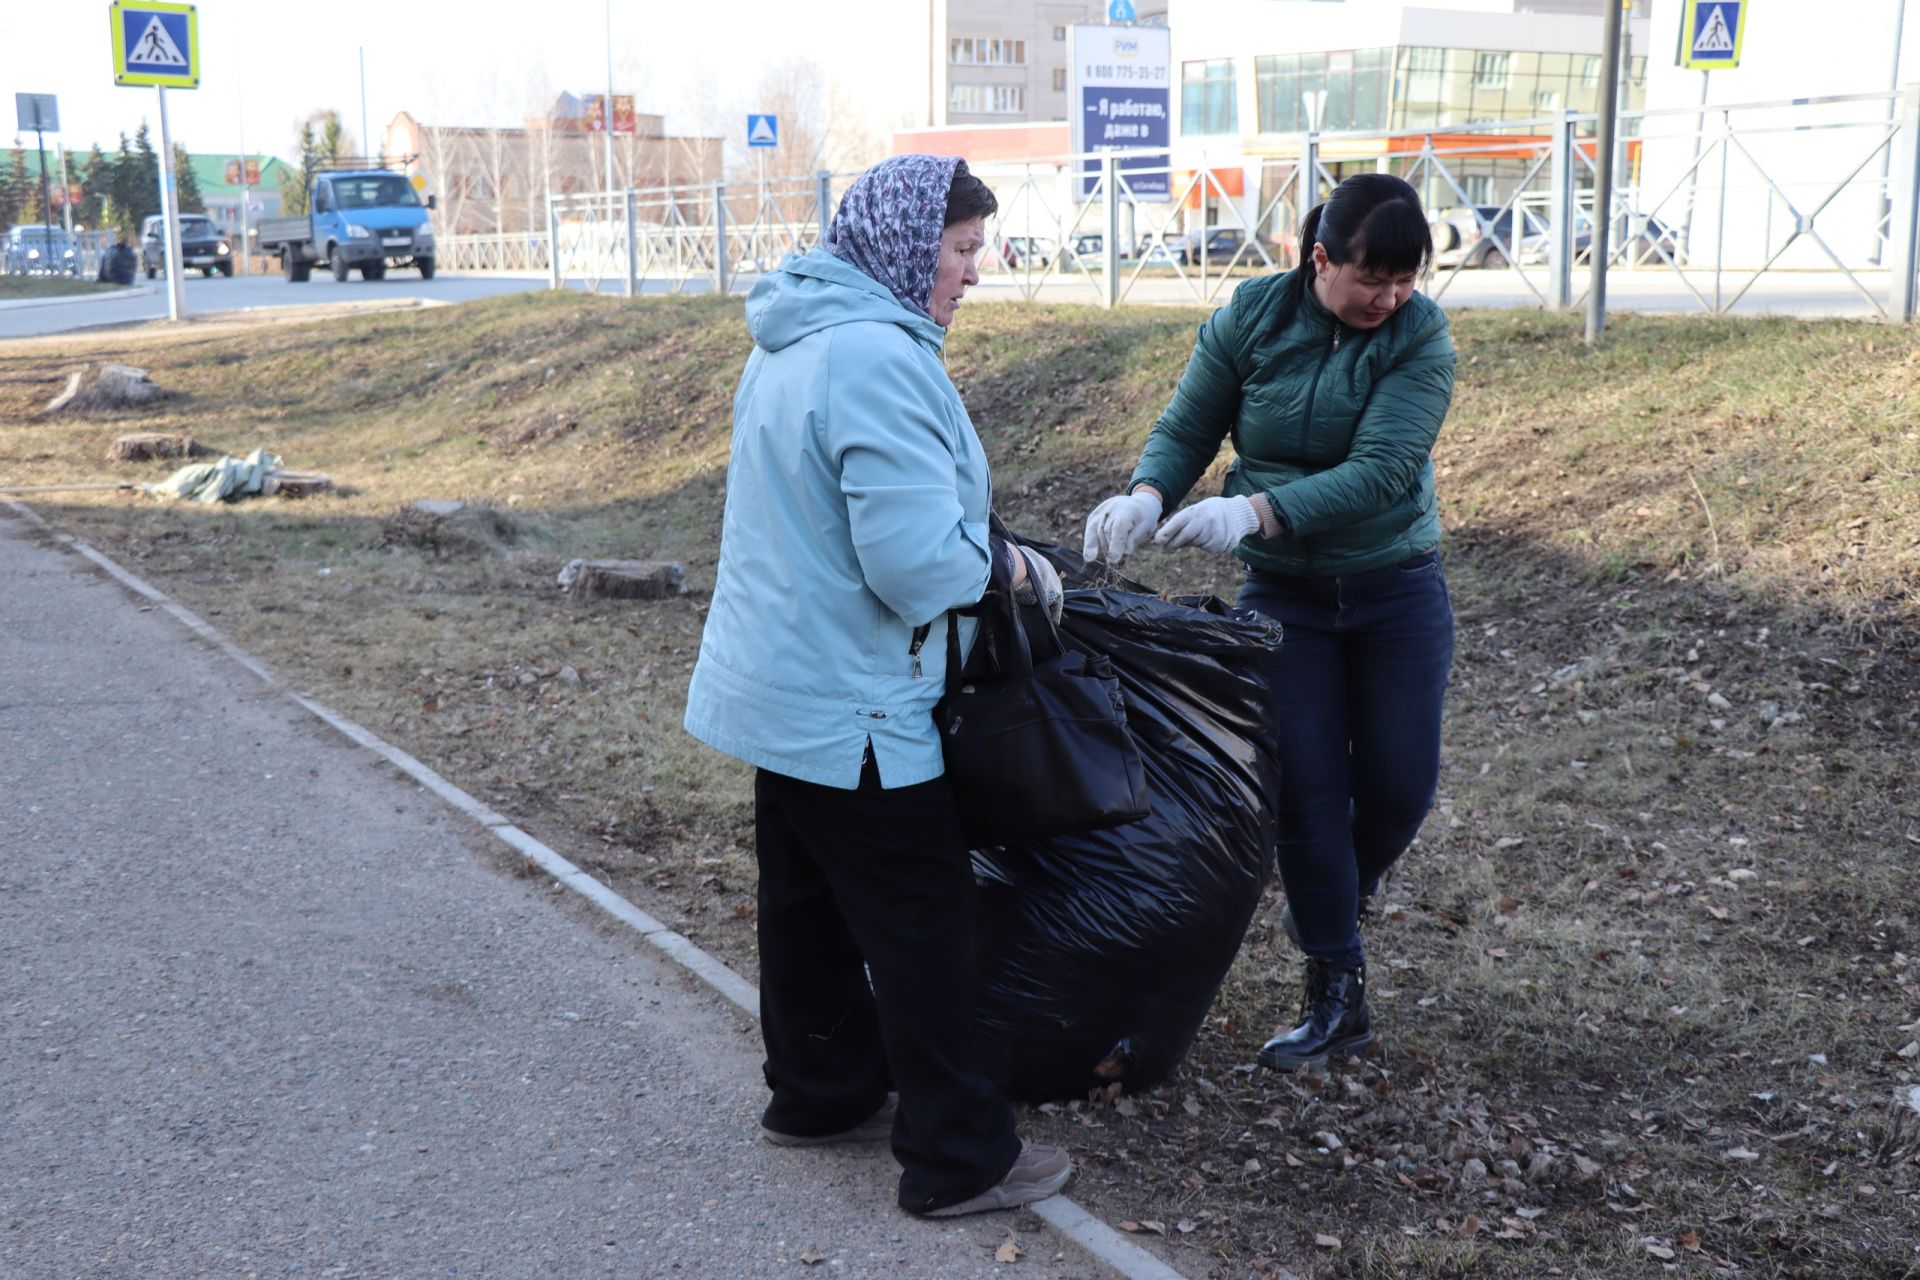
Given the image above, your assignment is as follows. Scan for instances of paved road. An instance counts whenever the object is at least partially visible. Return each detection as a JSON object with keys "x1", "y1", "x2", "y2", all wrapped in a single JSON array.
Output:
[
  {"x1": 0, "y1": 272, "x2": 556, "y2": 340},
  {"x1": 0, "y1": 506, "x2": 1109, "y2": 1280}
]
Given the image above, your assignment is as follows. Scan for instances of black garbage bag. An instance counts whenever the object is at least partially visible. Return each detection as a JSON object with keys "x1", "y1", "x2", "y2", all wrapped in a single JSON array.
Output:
[{"x1": 969, "y1": 540, "x2": 1282, "y2": 1102}]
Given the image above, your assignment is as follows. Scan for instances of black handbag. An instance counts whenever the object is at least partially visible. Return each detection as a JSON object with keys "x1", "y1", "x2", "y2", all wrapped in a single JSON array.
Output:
[{"x1": 935, "y1": 555, "x2": 1151, "y2": 848}]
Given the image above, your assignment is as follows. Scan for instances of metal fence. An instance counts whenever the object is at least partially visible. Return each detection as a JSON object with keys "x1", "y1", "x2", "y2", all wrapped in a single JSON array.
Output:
[
  {"x1": 1, "y1": 228, "x2": 117, "y2": 281},
  {"x1": 442, "y1": 85, "x2": 1920, "y2": 322}
]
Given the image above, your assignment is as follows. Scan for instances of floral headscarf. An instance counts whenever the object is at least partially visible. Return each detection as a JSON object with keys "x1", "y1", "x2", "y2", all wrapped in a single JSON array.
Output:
[{"x1": 824, "y1": 154, "x2": 962, "y2": 321}]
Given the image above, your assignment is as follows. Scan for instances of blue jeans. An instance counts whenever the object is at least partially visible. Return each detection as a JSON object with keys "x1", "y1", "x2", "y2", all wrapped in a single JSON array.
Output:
[{"x1": 1237, "y1": 551, "x2": 1455, "y2": 971}]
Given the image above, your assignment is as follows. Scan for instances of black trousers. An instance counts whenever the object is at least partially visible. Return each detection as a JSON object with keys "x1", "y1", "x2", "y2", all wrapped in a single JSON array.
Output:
[{"x1": 754, "y1": 755, "x2": 1021, "y2": 1211}]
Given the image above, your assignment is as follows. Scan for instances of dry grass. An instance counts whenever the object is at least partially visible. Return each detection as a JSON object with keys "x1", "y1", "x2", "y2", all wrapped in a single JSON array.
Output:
[{"x1": 4, "y1": 295, "x2": 1915, "y2": 1279}]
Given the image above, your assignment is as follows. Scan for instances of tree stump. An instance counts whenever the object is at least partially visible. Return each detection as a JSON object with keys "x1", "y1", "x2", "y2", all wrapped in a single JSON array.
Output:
[
  {"x1": 44, "y1": 364, "x2": 165, "y2": 415},
  {"x1": 107, "y1": 433, "x2": 212, "y2": 462},
  {"x1": 558, "y1": 558, "x2": 686, "y2": 600}
]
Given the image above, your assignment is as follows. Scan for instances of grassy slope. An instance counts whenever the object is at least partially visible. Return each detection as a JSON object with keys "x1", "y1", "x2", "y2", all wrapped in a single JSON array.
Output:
[
  {"x1": 0, "y1": 276, "x2": 119, "y2": 300},
  {"x1": 5, "y1": 294, "x2": 1916, "y2": 1278}
]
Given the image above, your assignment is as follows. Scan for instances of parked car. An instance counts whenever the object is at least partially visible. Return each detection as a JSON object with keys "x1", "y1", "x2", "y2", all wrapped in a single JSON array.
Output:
[
  {"x1": 140, "y1": 214, "x2": 235, "y2": 278},
  {"x1": 1430, "y1": 205, "x2": 1547, "y2": 269},
  {"x1": 5, "y1": 224, "x2": 80, "y2": 276},
  {"x1": 995, "y1": 235, "x2": 1054, "y2": 270},
  {"x1": 1058, "y1": 233, "x2": 1106, "y2": 270},
  {"x1": 1131, "y1": 241, "x2": 1179, "y2": 267},
  {"x1": 1171, "y1": 227, "x2": 1255, "y2": 266}
]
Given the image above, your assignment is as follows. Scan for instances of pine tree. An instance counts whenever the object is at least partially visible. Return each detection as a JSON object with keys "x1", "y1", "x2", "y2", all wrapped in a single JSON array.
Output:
[
  {"x1": 127, "y1": 121, "x2": 161, "y2": 227},
  {"x1": 6, "y1": 145, "x2": 36, "y2": 226},
  {"x1": 106, "y1": 132, "x2": 142, "y2": 239},
  {"x1": 0, "y1": 145, "x2": 27, "y2": 231},
  {"x1": 78, "y1": 144, "x2": 112, "y2": 230},
  {"x1": 281, "y1": 120, "x2": 320, "y2": 216},
  {"x1": 172, "y1": 144, "x2": 204, "y2": 214}
]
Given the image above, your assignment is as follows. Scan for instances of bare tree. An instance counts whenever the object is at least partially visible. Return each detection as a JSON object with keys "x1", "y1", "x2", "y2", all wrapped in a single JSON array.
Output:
[{"x1": 415, "y1": 124, "x2": 473, "y2": 235}]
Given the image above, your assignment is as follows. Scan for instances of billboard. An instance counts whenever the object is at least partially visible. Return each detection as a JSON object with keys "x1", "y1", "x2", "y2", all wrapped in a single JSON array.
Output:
[
  {"x1": 583, "y1": 94, "x2": 638, "y2": 135},
  {"x1": 224, "y1": 159, "x2": 262, "y2": 186},
  {"x1": 1069, "y1": 24, "x2": 1171, "y2": 202}
]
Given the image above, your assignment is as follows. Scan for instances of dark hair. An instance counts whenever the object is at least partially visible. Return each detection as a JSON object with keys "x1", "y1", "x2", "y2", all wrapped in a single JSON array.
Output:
[
  {"x1": 1300, "y1": 173, "x2": 1431, "y2": 278},
  {"x1": 944, "y1": 159, "x2": 997, "y2": 227}
]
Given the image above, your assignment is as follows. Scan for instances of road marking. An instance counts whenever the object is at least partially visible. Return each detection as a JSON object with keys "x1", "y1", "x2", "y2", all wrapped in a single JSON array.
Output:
[{"x1": 2, "y1": 497, "x2": 1195, "y2": 1280}]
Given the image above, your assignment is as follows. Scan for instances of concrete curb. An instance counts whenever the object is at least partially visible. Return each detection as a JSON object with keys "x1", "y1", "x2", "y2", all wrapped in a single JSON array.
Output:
[
  {"x1": 0, "y1": 283, "x2": 156, "y2": 312},
  {"x1": 3, "y1": 498, "x2": 1195, "y2": 1280}
]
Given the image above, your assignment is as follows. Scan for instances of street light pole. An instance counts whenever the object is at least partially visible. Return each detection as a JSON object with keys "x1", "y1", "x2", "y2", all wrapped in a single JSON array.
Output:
[
  {"x1": 359, "y1": 47, "x2": 371, "y2": 162},
  {"x1": 603, "y1": 0, "x2": 617, "y2": 189},
  {"x1": 1585, "y1": 0, "x2": 1626, "y2": 345}
]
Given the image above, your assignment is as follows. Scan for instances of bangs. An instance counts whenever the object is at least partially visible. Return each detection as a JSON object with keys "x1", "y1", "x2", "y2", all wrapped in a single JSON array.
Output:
[{"x1": 1349, "y1": 199, "x2": 1433, "y2": 277}]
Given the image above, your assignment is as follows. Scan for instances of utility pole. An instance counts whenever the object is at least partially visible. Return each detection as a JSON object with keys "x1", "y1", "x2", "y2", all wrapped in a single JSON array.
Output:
[
  {"x1": 1585, "y1": 0, "x2": 1626, "y2": 345},
  {"x1": 32, "y1": 123, "x2": 56, "y2": 270},
  {"x1": 359, "y1": 47, "x2": 371, "y2": 163},
  {"x1": 56, "y1": 142, "x2": 73, "y2": 234},
  {"x1": 1871, "y1": 0, "x2": 1910, "y2": 264},
  {"x1": 603, "y1": 0, "x2": 617, "y2": 189}
]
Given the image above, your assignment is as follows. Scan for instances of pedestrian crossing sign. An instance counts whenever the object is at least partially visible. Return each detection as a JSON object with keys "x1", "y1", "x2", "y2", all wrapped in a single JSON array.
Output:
[
  {"x1": 1677, "y1": 0, "x2": 1743, "y2": 69},
  {"x1": 747, "y1": 114, "x2": 779, "y2": 148},
  {"x1": 110, "y1": 1, "x2": 200, "y2": 89}
]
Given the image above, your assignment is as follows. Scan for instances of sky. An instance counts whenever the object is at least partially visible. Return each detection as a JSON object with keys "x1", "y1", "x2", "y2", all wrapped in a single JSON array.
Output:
[{"x1": 1, "y1": 0, "x2": 927, "y2": 165}]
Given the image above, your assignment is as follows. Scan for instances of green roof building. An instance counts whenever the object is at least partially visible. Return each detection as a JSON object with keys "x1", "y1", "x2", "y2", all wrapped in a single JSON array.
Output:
[{"x1": 186, "y1": 153, "x2": 293, "y2": 236}]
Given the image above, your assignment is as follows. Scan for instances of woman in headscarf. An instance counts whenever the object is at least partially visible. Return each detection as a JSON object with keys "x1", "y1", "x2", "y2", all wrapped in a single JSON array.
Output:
[{"x1": 684, "y1": 155, "x2": 1071, "y2": 1218}]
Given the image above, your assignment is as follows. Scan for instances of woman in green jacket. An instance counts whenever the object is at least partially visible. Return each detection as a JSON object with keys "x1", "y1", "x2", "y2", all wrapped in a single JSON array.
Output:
[{"x1": 1082, "y1": 174, "x2": 1455, "y2": 1072}]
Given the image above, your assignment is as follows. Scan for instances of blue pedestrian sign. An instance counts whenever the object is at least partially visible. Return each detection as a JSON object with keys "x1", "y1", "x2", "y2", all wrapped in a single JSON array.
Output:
[
  {"x1": 746, "y1": 114, "x2": 779, "y2": 148},
  {"x1": 1108, "y1": 0, "x2": 1135, "y2": 21},
  {"x1": 1677, "y1": 0, "x2": 1744, "y2": 69},
  {"x1": 110, "y1": 1, "x2": 200, "y2": 89}
]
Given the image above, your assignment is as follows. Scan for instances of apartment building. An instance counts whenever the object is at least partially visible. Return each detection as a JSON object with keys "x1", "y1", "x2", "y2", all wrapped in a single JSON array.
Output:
[{"x1": 931, "y1": 0, "x2": 1171, "y2": 125}]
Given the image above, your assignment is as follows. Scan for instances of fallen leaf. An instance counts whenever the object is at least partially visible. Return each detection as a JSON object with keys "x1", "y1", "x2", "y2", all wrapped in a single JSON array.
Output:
[
  {"x1": 1496, "y1": 896, "x2": 1521, "y2": 915},
  {"x1": 1176, "y1": 1220, "x2": 1197, "y2": 1234},
  {"x1": 1516, "y1": 1207, "x2": 1547, "y2": 1220},
  {"x1": 798, "y1": 1248, "x2": 826, "y2": 1265},
  {"x1": 994, "y1": 1238, "x2": 1023, "y2": 1264},
  {"x1": 1678, "y1": 1230, "x2": 1702, "y2": 1252},
  {"x1": 1139, "y1": 1221, "x2": 1166, "y2": 1235},
  {"x1": 1572, "y1": 1155, "x2": 1603, "y2": 1176},
  {"x1": 1488, "y1": 947, "x2": 1510, "y2": 960},
  {"x1": 1119, "y1": 1221, "x2": 1143, "y2": 1233},
  {"x1": 1114, "y1": 1096, "x2": 1139, "y2": 1117},
  {"x1": 1455, "y1": 1215, "x2": 1482, "y2": 1239},
  {"x1": 1284, "y1": 1152, "x2": 1304, "y2": 1167},
  {"x1": 1314, "y1": 1233, "x2": 1342, "y2": 1250},
  {"x1": 1183, "y1": 1096, "x2": 1201, "y2": 1117},
  {"x1": 1895, "y1": 1040, "x2": 1919, "y2": 1060},
  {"x1": 1646, "y1": 1243, "x2": 1676, "y2": 1260},
  {"x1": 1726, "y1": 1146, "x2": 1760, "y2": 1161}
]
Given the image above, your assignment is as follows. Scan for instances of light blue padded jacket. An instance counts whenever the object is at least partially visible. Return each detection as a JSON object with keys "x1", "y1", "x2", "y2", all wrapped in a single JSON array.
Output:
[{"x1": 683, "y1": 248, "x2": 991, "y2": 789}]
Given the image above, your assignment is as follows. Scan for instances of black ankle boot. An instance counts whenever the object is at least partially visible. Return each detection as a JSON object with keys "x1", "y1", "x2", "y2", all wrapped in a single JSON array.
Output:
[{"x1": 1257, "y1": 957, "x2": 1375, "y2": 1071}]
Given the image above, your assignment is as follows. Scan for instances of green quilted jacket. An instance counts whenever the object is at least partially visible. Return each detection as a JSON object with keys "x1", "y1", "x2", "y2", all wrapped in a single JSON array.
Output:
[{"x1": 1128, "y1": 265, "x2": 1456, "y2": 578}]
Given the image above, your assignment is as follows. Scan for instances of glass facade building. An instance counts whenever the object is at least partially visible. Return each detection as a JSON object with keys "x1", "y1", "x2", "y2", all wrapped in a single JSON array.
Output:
[{"x1": 1180, "y1": 45, "x2": 1646, "y2": 138}]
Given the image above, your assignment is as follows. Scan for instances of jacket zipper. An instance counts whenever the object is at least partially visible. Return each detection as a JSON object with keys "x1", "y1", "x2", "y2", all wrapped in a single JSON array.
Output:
[
  {"x1": 1293, "y1": 322, "x2": 1342, "y2": 574},
  {"x1": 909, "y1": 623, "x2": 930, "y2": 678}
]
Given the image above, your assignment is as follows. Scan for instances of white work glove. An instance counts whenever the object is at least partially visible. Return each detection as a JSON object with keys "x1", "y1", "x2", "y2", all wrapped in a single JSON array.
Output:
[
  {"x1": 1081, "y1": 490, "x2": 1163, "y2": 565},
  {"x1": 1154, "y1": 495, "x2": 1262, "y2": 554},
  {"x1": 1011, "y1": 546, "x2": 1065, "y2": 625}
]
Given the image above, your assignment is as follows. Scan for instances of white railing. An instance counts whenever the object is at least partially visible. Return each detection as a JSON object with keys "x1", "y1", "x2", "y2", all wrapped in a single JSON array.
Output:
[{"x1": 437, "y1": 85, "x2": 1920, "y2": 322}]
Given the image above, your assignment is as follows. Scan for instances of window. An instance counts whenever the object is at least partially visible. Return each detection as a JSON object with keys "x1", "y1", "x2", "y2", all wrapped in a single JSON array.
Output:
[
  {"x1": 950, "y1": 36, "x2": 1026, "y2": 66},
  {"x1": 1054, "y1": 25, "x2": 1067, "y2": 40},
  {"x1": 1181, "y1": 59, "x2": 1237, "y2": 136},
  {"x1": 1053, "y1": 67, "x2": 1067, "y2": 91},
  {"x1": 949, "y1": 84, "x2": 1026, "y2": 115},
  {"x1": 1580, "y1": 56, "x2": 1601, "y2": 87},
  {"x1": 1473, "y1": 52, "x2": 1510, "y2": 89},
  {"x1": 1255, "y1": 47, "x2": 1390, "y2": 134}
]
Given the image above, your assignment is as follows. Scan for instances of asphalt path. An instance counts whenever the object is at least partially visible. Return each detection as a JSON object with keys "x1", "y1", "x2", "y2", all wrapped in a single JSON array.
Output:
[
  {"x1": 0, "y1": 272, "x2": 561, "y2": 341},
  {"x1": 0, "y1": 506, "x2": 1116, "y2": 1280}
]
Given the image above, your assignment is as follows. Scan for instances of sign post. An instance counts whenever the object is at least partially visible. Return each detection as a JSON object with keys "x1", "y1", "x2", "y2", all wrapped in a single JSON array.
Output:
[
  {"x1": 14, "y1": 95, "x2": 60, "y2": 278},
  {"x1": 747, "y1": 115, "x2": 778, "y2": 237},
  {"x1": 110, "y1": 1, "x2": 200, "y2": 321}
]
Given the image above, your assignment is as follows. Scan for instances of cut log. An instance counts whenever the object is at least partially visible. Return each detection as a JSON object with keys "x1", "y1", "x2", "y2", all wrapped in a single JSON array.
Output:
[
  {"x1": 44, "y1": 364, "x2": 165, "y2": 415},
  {"x1": 559, "y1": 558, "x2": 686, "y2": 600},
  {"x1": 107, "y1": 432, "x2": 213, "y2": 462},
  {"x1": 259, "y1": 470, "x2": 333, "y2": 498}
]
